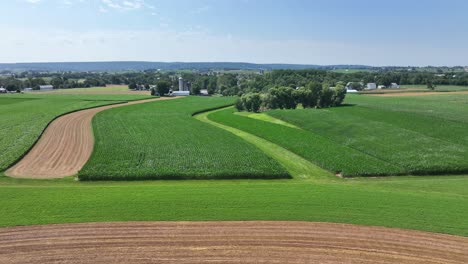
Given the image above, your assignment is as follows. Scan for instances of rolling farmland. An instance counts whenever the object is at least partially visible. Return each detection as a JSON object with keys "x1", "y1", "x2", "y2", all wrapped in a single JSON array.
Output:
[
  {"x1": 79, "y1": 97, "x2": 290, "y2": 180},
  {"x1": 1, "y1": 92, "x2": 467, "y2": 262},
  {"x1": 209, "y1": 94, "x2": 468, "y2": 177},
  {"x1": 0, "y1": 96, "x2": 129, "y2": 172}
]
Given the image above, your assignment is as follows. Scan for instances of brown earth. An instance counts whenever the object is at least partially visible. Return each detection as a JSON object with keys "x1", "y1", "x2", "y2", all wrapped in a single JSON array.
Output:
[
  {"x1": 366, "y1": 91, "x2": 468, "y2": 97},
  {"x1": 0, "y1": 221, "x2": 466, "y2": 264},
  {"x1": 5, "y1": 97, "x2": 176, "y2": 179}
]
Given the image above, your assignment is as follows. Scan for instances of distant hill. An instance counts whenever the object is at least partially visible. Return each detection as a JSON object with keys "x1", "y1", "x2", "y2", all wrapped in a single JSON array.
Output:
[{"x1": 0, "y1": 61, "x2": 372, "y2": 72}]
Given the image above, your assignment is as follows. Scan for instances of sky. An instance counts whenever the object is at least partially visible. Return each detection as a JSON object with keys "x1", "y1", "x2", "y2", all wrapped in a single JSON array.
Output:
[{"x1": 1, "y1": 0, "x2": 468, "y2": 66}]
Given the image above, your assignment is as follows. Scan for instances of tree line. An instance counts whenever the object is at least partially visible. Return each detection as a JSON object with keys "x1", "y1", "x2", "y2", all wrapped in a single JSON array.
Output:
[
  {"x1": 1, "y1": 68, "x2": 468, "y2": 93},
  {"x1": 235, "y1": 81, "x2": 347, "y2": 112}
]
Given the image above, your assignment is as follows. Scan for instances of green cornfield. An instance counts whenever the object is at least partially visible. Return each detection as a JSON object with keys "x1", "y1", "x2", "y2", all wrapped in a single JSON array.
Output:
[
  {"x1": 209, "y1": 94, "x2": 468, "y2": 177},
  {"x1": 79, "y1": 97, "x2": 290, "y2": 180}
]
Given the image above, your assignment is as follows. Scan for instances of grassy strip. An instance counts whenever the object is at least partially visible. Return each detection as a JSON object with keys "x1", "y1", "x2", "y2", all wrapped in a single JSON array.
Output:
[
  {"x1": 208, "y1": 107, "x2": 403, "y2": 177},
  {"x1": 195, "y1": 108, "x2": 330, "y2": 180},
  {"x1": 0, "y1": 173, "x2": 467, "y2": 236},
  {"x1": 79, "y1": 97, "x2": 290, "y2": 180},
  {"x1": 234, "y1": 111, "x2": 301, "y2": 129}
]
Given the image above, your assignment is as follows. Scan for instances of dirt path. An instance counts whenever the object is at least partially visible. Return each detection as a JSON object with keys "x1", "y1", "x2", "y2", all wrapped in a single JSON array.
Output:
[
  {"x1": 0, "y1": 221, "x2": 466, "y2": 264},
  {"x1": 5, "y1": 97, "x2": 176, "y2": 179}
]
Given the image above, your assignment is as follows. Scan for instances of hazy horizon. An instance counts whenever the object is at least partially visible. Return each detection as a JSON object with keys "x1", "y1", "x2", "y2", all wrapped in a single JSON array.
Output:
[{"x1": 1, "y1": 0, "x2": 468, "y2": 66}]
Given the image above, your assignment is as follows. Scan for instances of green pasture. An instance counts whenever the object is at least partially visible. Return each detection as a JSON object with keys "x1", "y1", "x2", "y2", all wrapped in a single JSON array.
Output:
[{"x1": 400, "y1": 84, "x2": 468, "y2": 91}]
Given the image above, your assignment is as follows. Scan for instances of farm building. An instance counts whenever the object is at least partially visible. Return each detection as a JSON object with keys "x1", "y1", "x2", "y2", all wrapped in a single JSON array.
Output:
[
  {"x1": 39, "y1": 85, "x2": 54, "y2": 91},
  {"x1": 172, "y1": 77, "x2": 190, "y2": 96},
  {"x1": 378, "y1": 85, "x2": 386, "y2": 89},
  {"x1": 200, "y1": 89, "x2": 209, "y2": 96},
  {"x1": 366, "y1": 83, "x2": 377, "y2": 90},
  {"x1": 171, "y1": 91, "x2": 190, "y2": 96},
  {"x1": 390, "y1": 83, "x2": 400, "y2": 89},
  {"x1": 0, "y1": 87, "x2": 7, "y2": 93}
]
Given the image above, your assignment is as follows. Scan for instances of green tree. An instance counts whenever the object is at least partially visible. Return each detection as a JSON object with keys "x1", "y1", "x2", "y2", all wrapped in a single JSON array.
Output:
[
  {"x1": 240, "y1": 93, "x2": 262, "y2": 112},
  {"x1": 156, "y1": 81, "x2": 171, "y2": 96},
  {"x1": 427, "y1": 79, "x2": 436, "y2": 90}
]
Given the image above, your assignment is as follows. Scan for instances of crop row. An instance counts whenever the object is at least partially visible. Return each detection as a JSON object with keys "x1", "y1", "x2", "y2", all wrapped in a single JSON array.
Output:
[{"x1": 79, "y1": 97, "x2": 290, "y2": 180}]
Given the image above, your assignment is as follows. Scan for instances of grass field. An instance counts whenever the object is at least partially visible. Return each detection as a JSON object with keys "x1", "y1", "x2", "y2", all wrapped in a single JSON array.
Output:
[
  {"x1": 5, "y1": 90, "x2": 153, "y2": 101},
  {"x1": 208, "y1": 94, "x2": 468, "y2": 177},
  {"x1": 0, "y1": 94, "x2": 467, "y2": 238},
  {"x1": 0, "y1": 170, "x2": 467, "y2": 236},
  {"x1": 400, "y1": 84, "x2": 468, "y2": 91},
  {"x1": 79, "y1": 97, "x2": 289, "y2": 180}
]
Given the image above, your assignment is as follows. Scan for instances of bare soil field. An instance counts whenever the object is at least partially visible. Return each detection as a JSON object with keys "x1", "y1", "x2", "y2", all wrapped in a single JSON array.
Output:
[
  {"x1": 5, "y1": 97, "x2": 176, "y2": 178},
  {"x1": 0, "y1": 221, "x2": 466, "y2": 264},
  {"x1": 366, "y1": 91, "x2": 468, "y2": 97}
]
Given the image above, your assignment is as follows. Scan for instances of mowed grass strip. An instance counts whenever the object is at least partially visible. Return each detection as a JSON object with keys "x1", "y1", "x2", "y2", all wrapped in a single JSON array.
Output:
[
  {"x1": 79, "y1": 97, "x2": 290, "y2": 180},
  {"x1": 0, "y1": 97, "x2": 125, "y2": 171},
  {"x1": 208, "y1": 107, "x2": 403, "y2": 177}
]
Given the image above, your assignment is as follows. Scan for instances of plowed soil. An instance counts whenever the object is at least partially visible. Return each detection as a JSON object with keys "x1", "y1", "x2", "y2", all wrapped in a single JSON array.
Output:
[
  {"x1": 5, "y1": 97, "x2": 176, "y2": 178},
  {"x1": 0, "y1": 222, "x2": 466, "y2": 264}
]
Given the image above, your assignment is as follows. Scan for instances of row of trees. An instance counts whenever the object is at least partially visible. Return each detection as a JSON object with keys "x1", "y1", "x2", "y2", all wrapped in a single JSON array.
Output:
[
  {"x1": 3, "y1": 68, "x2": 468, "y2": 94},
  {"x1": 235, "y1": 83, "x2": 347, "y2": 112}
]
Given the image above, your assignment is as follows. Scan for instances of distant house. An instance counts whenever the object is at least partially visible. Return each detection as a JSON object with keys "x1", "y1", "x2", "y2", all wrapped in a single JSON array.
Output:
[
  {"x1": 199, "y1": 89, "x2": 209, "y2": 96},
  {"x1": 366, "y1": 83, "x2": 377, "y2": 90},
  {"x1": 39, "y1": 85, "x2": 54, "y2": 91},
  {"x1": 390, "y1": 83, "x2": 400, "y2": 89},
  {"x1": 0, "y1": 87, "x2": 7, "y2": 93},
  {"x1": 171, "y1": 91, "x2": 190, "y2": 96},
  {"x1": 378, "y1": 85, "x2": 386, "y2": 89}
]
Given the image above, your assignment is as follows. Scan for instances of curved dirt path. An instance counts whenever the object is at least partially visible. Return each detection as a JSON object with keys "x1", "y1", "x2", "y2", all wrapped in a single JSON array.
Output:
[
  {"x1": 5, "y1": 97, "x2": 176, "y2": 179},
  {"x1": 0, "y1": 222, "x2": 466, "y2": 264}
]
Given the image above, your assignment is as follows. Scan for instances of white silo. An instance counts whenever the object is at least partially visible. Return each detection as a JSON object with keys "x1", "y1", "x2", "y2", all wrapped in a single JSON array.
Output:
[{"x1": 179, "y1": 77, "x2": 184, "y2": 91}]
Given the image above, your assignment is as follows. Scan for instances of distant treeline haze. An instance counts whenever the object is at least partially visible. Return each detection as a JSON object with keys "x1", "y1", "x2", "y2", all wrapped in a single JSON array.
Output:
[{"x1": 1, "y1": 69, "x2": 467, "y2": 93}]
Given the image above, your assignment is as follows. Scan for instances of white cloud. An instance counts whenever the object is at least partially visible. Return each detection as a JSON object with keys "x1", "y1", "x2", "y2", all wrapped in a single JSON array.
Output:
[{"x1": 25, "y1": 0, "x2": 42, "y2": 3}]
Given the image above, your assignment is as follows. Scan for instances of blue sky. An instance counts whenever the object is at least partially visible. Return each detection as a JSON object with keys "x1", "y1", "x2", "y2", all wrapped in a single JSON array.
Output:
[{"x1": 1, "y1": 0, "x2": 468, "y2": 65}]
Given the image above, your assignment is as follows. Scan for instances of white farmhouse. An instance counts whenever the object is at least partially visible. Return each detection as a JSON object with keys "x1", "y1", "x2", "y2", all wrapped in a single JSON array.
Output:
[
  {"x1": 0, "y1": 87, "x2": 7, "y2": 93},
  {"x1": 390, "y1": 83, "x2": 400, "y2": 89}
]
